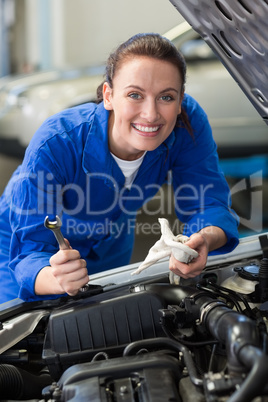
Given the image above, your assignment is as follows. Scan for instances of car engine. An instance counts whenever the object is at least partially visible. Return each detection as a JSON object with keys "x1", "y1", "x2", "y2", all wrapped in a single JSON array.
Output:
[{"x1": 0, "y1": 234, "x2": 268, "y2": 402}]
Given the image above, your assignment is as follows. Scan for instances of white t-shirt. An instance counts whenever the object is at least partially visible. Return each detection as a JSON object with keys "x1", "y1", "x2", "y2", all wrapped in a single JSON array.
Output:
[{"x1": 111, "y1": 152, "x2": 146, "y2": 189}]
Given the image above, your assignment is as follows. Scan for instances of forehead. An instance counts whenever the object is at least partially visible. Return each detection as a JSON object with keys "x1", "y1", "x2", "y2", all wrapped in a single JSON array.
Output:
[{"x1": 113, "y1": 56, "x2": 182, "y2": 88}]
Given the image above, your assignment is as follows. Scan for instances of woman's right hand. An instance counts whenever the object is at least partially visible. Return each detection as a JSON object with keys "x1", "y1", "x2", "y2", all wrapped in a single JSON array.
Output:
[
  {"x1": 35, "y1": 244, "x2": 89, "y2": 296},
  {"x1": 49, "y1": 248, "x2": 89, "y2": 296}
]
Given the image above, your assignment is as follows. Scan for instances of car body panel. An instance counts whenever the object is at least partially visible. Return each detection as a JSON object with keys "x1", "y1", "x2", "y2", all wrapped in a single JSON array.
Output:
[{"x1": 169, "y1": 0, "x2": 268, "y2": 123}]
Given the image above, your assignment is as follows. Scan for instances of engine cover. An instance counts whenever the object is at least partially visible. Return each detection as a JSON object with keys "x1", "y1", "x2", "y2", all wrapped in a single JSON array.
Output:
[{"x1": 42, "y1": 288, "x2": 168, "y2": 379}]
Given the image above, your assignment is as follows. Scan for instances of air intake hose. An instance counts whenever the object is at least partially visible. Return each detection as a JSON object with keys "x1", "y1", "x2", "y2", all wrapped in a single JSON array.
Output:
[
  {"x1": 200, "y1": 299, "x2": 268, "y2": 402},
  {"x1": 0, "y1": 364, "x2": 52, "y2": 399}
]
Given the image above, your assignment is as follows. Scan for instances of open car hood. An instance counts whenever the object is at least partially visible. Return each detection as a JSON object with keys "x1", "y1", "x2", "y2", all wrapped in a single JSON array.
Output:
[{"x1": 170, "y1": 0, "x2": 268, "y2": 125}]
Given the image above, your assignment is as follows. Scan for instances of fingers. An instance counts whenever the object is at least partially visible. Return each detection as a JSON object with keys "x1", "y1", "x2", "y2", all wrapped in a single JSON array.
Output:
[
  {"x1": 50, "y1": 248, "x2": 81, "y2": 265},
  {"x1": 169, "y1": 258, "x2": 200, "y2": 279},
  {"x1": 49, "y1": 249, "x2": 89, "y2": 296},
  {"x1": 61, "y1": 272, "x2": 89, "y2": 296},
  {"x1": 169, "y1": 245, "x2": 207, "y2": 279},
  {"x1": 63, "y1": 238, "x2": 72, "y2": 249},
  {"x1": 185, "y1": 232, "x2": 208, "y2": 251}
]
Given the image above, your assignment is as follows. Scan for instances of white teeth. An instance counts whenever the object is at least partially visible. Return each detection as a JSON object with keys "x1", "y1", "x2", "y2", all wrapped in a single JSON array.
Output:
[{"x1": 133, "y1": 124, "x2": 159, "y2": 132}]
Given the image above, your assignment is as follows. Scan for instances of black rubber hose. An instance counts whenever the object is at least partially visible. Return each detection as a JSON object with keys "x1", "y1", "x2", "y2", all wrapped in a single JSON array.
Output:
[
  {"x1": 202, "y1": 300, "x2": 268, "y2": 400},
  {"x1": 0, "y1": 364, "x2": 52, "y2": 399},
  {"x1": 123, "y1": 336, "x2": 203, "y2": 387},
  {"x1": 227, "y1": 345, "x2": 268, "y2": 402},
  {"x1": 204, "y1": 304, "x2": 260, "y2": 372},
  {"x1": 0, "y1": 364, "x2": 23, "y2": 399}
]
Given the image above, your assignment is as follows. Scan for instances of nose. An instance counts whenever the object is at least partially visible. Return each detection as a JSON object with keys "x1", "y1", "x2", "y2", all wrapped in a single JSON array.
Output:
[{"x1": 140, "y1": 98, "x2": 160, "y2": 122}]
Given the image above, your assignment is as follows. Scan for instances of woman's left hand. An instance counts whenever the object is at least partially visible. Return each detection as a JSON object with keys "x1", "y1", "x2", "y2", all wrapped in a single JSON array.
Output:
[
  {"x1": 169, "y1": 226, "x2": 227, "y2": 279},
  {"x1": 169, "y1": 232, "x2": 209, "y2": 279}
]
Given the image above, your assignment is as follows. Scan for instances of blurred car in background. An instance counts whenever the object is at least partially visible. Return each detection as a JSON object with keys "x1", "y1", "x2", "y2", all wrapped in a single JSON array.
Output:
[
  {"x1": 0, "y1": 66, "x2": 105, "y2": 157},
  {"x1": 0, "y1": 21, "x2": 267, "y2": 158}
]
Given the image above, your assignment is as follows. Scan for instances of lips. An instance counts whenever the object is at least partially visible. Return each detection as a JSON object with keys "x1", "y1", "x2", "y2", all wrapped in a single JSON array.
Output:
[{"x1": 132, "y1": 123, "x2": 162, "y2": 136}]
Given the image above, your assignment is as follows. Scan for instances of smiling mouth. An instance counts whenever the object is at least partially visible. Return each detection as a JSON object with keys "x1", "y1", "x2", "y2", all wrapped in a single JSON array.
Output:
[{"x1": 132, "y1": 123, "x2": 161, "y2": 135}]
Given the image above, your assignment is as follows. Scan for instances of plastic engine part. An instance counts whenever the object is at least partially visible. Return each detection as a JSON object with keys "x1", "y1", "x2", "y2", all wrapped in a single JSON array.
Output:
[
  {"x1": 50, "y1": 353, "x2": 182, "y2": 402},
  {"x1": 42, "y1": 290, "x2": 167, "y2": 379}
]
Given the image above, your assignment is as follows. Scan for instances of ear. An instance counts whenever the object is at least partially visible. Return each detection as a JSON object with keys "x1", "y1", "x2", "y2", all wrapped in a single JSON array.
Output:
[{"x1": 103, "y1": 82, "x2": 113, "y2": 110}]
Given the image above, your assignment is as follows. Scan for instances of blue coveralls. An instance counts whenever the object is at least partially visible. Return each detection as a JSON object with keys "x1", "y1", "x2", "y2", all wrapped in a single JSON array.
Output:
[{"x1": 0, "y1": 94, "x2": 239, "y2": 302}]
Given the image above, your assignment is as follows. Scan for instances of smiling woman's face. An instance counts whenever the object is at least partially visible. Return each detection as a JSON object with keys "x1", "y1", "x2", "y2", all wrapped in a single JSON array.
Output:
[{"x1": 103, "y1": 56, "x2": 184, "y2": 161}]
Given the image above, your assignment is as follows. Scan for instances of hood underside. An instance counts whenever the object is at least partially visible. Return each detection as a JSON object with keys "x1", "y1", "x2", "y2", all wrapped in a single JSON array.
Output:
[{"x1": 169, "y1": 0, "x2": 268, "y2": 125}]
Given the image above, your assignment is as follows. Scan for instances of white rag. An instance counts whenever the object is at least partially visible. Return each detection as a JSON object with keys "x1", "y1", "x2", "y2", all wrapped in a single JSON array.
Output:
[{"x1": 131, "y1": 218, "x2": 199, "y2": 284}]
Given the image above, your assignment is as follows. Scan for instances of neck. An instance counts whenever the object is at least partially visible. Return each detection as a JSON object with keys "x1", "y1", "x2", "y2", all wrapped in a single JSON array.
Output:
[{"x1": 111, "y1": 149, "x2": 145, "y2": 161}]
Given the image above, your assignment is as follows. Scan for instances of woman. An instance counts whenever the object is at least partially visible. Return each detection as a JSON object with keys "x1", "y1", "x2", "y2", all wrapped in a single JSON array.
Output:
[{"x1": 0, "y1": 33, "x2": 239, "y2": 303}]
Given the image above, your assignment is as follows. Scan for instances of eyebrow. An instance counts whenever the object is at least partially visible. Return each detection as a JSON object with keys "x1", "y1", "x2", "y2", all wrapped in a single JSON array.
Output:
[{"x1": 125, "y1": 85, "x2": 179, "y2": 94}]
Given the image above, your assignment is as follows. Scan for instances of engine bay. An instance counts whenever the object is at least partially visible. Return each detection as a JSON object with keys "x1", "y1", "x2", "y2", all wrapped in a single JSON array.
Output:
[{"x1": 0, "y1": 234, "x2": 267, "y2": 402}]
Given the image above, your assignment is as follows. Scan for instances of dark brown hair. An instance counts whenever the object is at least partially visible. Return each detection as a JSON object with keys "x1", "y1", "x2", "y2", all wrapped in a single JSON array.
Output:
[{"x1": 97, "y1": 33, "x2": 193, "y2": 136}]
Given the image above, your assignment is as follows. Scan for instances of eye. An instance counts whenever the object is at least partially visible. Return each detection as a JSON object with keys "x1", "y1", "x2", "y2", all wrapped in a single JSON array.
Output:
[
  {"x1": 128, "y1": 92, "x2": 142, "y2": 100},
  {"x1": 160, "y1": 95, "x2": 174, "y2": 102}
]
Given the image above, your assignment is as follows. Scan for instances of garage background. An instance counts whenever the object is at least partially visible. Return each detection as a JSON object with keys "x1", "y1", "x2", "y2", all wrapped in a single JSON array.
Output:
[{"x1": 0, "y1": 0, "x2": 183, "y2": 76}]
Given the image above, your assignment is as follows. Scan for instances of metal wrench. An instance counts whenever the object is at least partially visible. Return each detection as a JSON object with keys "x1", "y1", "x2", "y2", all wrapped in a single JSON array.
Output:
[
  {"x1": 44, "y1": 215, "x2": 69, "y2": 250},
  {"x1": 44, "y1": 215, "x2": 89, "y2": 292}
]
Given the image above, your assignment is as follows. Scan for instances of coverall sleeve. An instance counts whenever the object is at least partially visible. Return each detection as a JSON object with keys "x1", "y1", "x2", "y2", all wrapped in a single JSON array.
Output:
[
  {"x1": 171, "y1": 97, "x2": 239, "y2": 254},
  {"x1": 8, "y1": 136, "x2": 71, "y2": 301}
]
